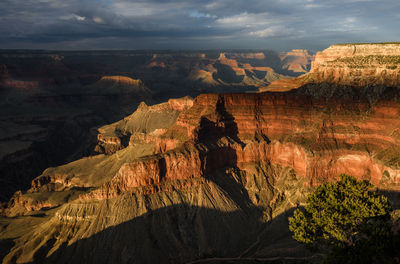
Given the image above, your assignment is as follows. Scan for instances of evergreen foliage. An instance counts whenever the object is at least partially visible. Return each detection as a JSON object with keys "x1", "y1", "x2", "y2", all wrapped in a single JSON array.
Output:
[{"x1": 288, "y1": 174, "x2": 399, "y2": 263}]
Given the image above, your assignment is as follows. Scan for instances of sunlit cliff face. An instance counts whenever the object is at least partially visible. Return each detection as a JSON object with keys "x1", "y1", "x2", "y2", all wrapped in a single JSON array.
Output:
[
  {"x1": 309, "y1": 44, "x2": 400, "y2": 87},
  {"x1": 263, "y1": 43, "x2": 400, "y2": 92}
]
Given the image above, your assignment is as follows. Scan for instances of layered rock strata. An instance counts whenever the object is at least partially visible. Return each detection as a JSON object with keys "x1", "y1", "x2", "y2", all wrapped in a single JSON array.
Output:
[
  {"x1": 2, "y1": 89, "x2": 400, "y2": 263},
  {"x1": 94, "y1": 97, "x2": 193, "y2": 154},
  {"x1": 310, "y1": 43, "x2": 400, "y2": 87},
  {"x1": 262, "y1": 43, "x2": 400, "y2": 92}
]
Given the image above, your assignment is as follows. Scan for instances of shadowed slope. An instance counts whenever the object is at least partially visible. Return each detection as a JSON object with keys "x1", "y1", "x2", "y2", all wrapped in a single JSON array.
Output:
[{"x1": 40, "y1": 206, "x2": 312, "y2": 264}]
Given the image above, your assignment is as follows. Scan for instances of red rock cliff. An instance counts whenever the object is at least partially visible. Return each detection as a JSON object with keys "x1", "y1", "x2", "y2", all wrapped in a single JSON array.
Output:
[{"x1": 72, "y1": 92, "x2": 400, "y2": 200}]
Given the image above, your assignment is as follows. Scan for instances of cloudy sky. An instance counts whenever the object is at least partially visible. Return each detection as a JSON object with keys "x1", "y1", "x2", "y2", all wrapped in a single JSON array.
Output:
[{"x1": 0, "y1": 0, "x2": 399, "y2": 51}]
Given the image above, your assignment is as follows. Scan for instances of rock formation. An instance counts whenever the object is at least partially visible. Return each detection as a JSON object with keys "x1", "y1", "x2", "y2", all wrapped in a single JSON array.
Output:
[
  {"x1": 1, "y1": 44, "x2": 400, "y2": 263},
  {"x1": 280, "y1": 49, "x2": 314, "y2": 74},
  {"x1": 94, "y1": 97, "x2": 193, "y2": 154},
  {"x1": 3, "y1": 86, "x2": 400, "y2": 262},
  {"x1": 87, "y1": 76, "x2": 152, "y2": 95},
  {"x1": 310, "y1": 43, "x2": 400, "y2": 87},
  {"x1": 0, "y1": 49, "x2": 299, "y2": 204},
  {"x1": 262, "y1": 43, "x2": 400, "y2": 92}
]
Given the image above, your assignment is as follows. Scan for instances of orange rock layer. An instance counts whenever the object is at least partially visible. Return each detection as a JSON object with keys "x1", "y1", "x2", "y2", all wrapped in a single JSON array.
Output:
[{"x1": 28, "y1": 92, "x2": 400, "y2": 201}]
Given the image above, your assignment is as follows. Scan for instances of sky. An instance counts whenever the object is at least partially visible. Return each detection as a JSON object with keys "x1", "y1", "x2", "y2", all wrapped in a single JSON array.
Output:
[{"x1": 0, "y1": 0, "x2": 399, "y2": 52}]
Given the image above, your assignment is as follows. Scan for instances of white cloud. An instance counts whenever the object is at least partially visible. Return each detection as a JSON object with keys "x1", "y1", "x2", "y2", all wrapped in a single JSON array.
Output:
[
  {"x1": 304, "y1": 4, "x2": 324, "y2": 9},
  {"x1": 216, "y1": 12, "x2": 273, "y2": 28},
  {"x1": 346, "y1": 17, "x2": 357, "y2": 23},
  {"x1": 189, "y1": 11, "x2": 216, "y2": 19},
  {"x1": 249, "y1": 25, "x2": 290, "y2": 38},
  {"x1": 60, "y1": 14, "x2": 86, "y2": 21},
  {"x1": 205, "y1": 2, "x2": 220, "y2": 10},
  {"x1": 113, "y1": 2, "x2": 156, "y2": 17},
  {"x1": 323, "y1": 17, "x2": 377, "y2": 33},
  {"x1": 342, "y1": 0, "x2": 374, "y2": 2},
  {"x1": 92, "y1": 16, "x2": 105, "y2": 24},
  {"x1": 111, "y1": 1, "x2": 192, "y2": 18},
  {"x1": 74, "y1": 14, "x2": 86, "y2": 21}
]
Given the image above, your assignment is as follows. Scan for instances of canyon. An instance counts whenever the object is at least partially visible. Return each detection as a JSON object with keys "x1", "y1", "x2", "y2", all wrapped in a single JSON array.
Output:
[
  {"x1": 0, "y1": 49, "x2": 309, "y2": 203},
  {"x1": 1, "y1": 44, "x2": 400, "y2": 263}
]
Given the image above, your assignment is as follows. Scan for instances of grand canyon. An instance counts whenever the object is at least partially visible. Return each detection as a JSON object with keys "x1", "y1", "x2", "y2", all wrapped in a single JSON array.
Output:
[{"x1": 0, "y1": 42, "x2": 399, "y2": 263}]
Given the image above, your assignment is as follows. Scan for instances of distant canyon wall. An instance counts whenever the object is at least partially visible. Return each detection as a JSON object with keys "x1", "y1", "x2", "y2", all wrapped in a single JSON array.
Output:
[
  {"x1": 263, "y1": 43, "x2": 400, "y2": 91},
  {"x1": 310, "y1": 43, "x2": 400, "y2": 87}
]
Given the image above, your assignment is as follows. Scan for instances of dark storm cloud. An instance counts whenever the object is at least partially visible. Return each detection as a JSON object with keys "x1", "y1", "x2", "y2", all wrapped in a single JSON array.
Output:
[{"x1": 0, "y1": 0, "x2": 398, "y2": 51}]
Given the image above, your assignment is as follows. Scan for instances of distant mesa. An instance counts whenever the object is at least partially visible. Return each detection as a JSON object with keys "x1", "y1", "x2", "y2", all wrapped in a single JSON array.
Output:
[
  {"x1": 88, "y1": 75, "x2": 151, "y2": 95},
  {"x1": 218, "y1": 52, "x2": 240, "y2": 68},
  {"x1": 99, "y1": 76, "x2": 143, "y2": 86},
  {"x1": 189, "y1": 69, "x2": 219, "y2": 86},
  {"x1": 262, "y1": 43, "x2": 400, "y2": 92},
  {"x1": 280, "y1": 49, "x2": 314, "y2": 74},
  {"x1": 179, "y1": 51, "x2": 293, "y2": 88},
  {"x1": 311, "y1": 43, "x2": 400, "y2": 87},
  {"x1": 139, "y1": 50, "x2": 313, "y2": 90}
]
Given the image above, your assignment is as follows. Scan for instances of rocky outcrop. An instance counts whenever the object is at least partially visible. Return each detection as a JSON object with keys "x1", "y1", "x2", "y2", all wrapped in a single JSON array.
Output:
[
  {"x1": 263, "y1": 43, "x2": 400, "y2": 92},
  {"x1": 4, "y1": 190, "x2": 68, "y2": 217},
  {"x1": 87, "y1": 76, "x2": 152, "y2": 95},
  {"x1": 100, "y1": 76, "x2": 143, "y2": 86},
  {"x1": 280, "y1": 49, "x2": 314, "y2": 74},
  {"x1": 309, "y1": 43, "x2": 400, "y2": 87},
  {"x1": 94, "y1": 97, "x2": 193, "y2": 154}
]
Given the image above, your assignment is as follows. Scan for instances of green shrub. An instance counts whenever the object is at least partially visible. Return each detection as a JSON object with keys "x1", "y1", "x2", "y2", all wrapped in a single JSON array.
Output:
[{"x1": 289, "y1": 174, "x2": 399, "y2": 263}]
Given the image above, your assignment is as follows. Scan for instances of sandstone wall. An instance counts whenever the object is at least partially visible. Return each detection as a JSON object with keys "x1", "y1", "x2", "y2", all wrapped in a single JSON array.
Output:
[{"x1": 310, "y1": 43, "x2": 400, "y2": 87}]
